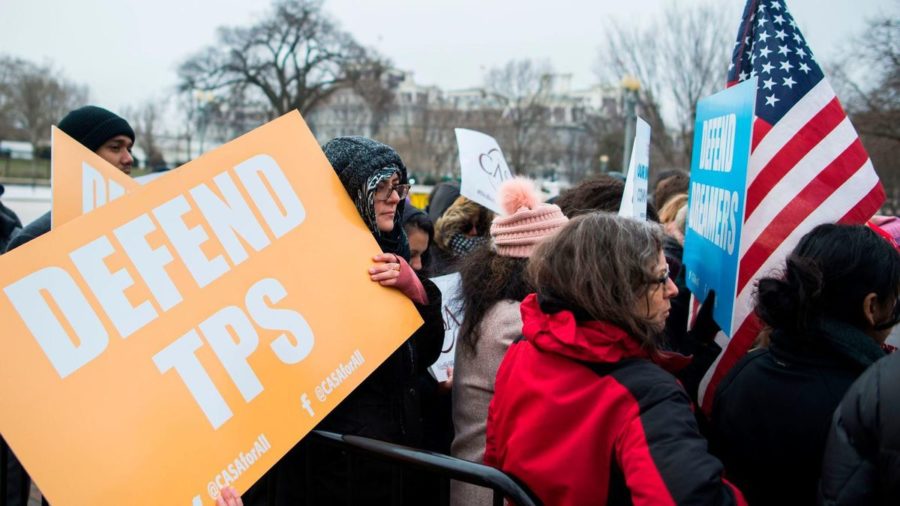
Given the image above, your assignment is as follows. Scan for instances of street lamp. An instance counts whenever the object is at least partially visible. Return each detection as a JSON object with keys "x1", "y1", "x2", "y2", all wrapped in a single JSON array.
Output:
[
  {"x1": 621, "y1": 75, "x2": 641, "y2": 172},
  {"x1": 599, "y1": 154, "x2": 609, "y2": 174},
  {"x1": 194, "y1": 90, "x2": 217, "y2": 157}
]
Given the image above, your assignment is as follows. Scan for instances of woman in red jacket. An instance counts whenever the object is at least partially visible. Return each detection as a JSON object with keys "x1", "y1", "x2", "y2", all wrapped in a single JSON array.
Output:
[{"x1": 484, "y1": 212, "x2": 745, "y2": 506}]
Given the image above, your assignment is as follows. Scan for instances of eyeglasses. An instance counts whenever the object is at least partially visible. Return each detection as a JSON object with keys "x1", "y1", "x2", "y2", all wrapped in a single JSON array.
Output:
[
  {"x1": 647, "y1": 267, "x2": 672, "y2": 291},
  {"x1": 375, "y1": 182, "x2": 411, "y2": 201}
]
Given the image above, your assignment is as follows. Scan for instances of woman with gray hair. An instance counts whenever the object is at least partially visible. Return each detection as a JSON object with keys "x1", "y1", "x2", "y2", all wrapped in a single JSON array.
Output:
[{"x1": 484, "y1": 212, "x2": 746, "y2": 505}]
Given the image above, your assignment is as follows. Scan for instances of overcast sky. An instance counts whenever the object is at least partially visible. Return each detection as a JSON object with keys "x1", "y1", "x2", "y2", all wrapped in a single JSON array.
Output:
[{"x1": 0, "y1": 0, "x2": 894, "y2": 115}]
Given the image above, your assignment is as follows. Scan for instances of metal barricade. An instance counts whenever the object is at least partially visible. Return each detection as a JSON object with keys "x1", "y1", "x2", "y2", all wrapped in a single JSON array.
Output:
[
  {"x1": 308, "y1": 430, "x2": 541, "y2": 506},
  {"x1": 0, "y1": 431, "x2": 540, "y2": 506}
]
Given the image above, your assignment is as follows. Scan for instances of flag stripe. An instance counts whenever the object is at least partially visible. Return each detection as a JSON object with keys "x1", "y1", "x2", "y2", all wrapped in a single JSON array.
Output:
[
  {"x1": 751, "y1": 118, "x2": 771, "y2": 151},
  {"x1": 837, "y1": 163, "x2": 887, "y2": 224},
  {"x1": 705, "y1": 0, "x2": 886, "y2": 416},
  {"x1": 733, "y1": 161, "x2": 884, "y2": 318},
  {"x1": 701, "y1": 160, "x2": 884, "y2": 410},
  {"x1": 738, "y1": 138, "x2": 869, "y2": 291},
  {"x1": 745, "y1": 98, "x2": 846, "y2": 216},
  {"x1": 747, "y1": 80, "x2": 836, "y2": 183},
  {"x1": 699, "y1": 315, "x2": 761, "y2": 412},
  {"x1": 740, "y1": 116, "x2": 867, "y2": 258}
]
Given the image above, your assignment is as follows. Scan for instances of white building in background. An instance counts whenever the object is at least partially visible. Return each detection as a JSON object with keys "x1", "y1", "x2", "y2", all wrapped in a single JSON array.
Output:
[{"x1": 225, "y1": 67, "x2": 626, "y2": 183}]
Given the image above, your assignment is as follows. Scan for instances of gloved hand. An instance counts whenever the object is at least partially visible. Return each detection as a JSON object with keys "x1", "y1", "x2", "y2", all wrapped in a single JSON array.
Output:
[
  {"x1": 370, "y1": 253, "x2": 428, "y2": 305},
  {"x1": 691, "y1": 290, "x2": 721, "y2": 344}
]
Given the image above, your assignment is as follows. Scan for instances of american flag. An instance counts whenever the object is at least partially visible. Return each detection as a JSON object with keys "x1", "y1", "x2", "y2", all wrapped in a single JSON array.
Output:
[{"x1": 697, "y1": 0, "x2": 885, "y2": 413}]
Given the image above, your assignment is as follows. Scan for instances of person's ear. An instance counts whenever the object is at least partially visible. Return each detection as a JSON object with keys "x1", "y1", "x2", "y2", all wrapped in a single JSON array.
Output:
[{"x1": 862, "y1": 292, "x2": 880, "y2": 327}]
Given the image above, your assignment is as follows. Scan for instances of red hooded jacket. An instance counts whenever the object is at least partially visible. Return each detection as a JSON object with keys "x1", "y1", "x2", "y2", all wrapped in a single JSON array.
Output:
[{"x1": 484, "y1": 294, "x2": 745, "y2": 505}]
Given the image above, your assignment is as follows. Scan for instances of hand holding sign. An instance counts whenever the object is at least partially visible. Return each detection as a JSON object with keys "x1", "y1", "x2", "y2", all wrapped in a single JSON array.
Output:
[
  {"x1": 683, "y1": 78, "x2": 756, "y2": 336},
  {"x1": 0, "y1": 112, "x2": 423, "y2": 505},
  {"x1": 215, "y1": 487, "x2": 244, "y2": 506},
  {"x1": 429, "y1": 272, "x2": 463, "y2": 382},
  {"x1": 691, "y1": 290, "x2": 721, "y2": 345}
]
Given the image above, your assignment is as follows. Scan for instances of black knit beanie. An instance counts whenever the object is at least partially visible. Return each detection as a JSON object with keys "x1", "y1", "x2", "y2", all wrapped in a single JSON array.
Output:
[
  {"x1": 57, "y1": 106, "x2": 135, "y2": 152},
  {"x1": 322, "y1": 136, "x2": 410, "y2": 260}
]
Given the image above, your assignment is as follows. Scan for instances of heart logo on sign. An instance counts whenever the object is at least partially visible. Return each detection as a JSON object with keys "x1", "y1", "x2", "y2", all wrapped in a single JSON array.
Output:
[
  {"x1": 442, "y1": 304, "x2": 462, "y2": 353},
  {"x1": 478, "y1": 148, "x2": 512, "y2": 190}
]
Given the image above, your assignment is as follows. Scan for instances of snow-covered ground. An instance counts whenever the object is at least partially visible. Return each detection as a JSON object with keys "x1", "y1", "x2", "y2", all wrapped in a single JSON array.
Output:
[
  {"x1": 3, "y1": 183, "x2": 50, "y2": 225},
  {"x1": 2, "y1": 172, "x2": 167, "y2": 225}
]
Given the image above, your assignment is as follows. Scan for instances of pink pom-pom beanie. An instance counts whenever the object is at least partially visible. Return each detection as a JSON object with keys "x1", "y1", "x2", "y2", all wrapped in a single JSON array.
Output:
[{"x1": 490, "y1": 177, "x2": 569, "y2": 258}]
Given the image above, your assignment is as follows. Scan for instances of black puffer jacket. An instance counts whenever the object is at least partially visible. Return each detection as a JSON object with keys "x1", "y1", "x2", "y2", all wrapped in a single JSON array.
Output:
[
  {"x1": 4, "y1": 210, "x2": 49, "y2": 252},
  {"x1": 711, "y1": 319, "x2": 885, "y2": 506},
  {"x1": 819, "y1": 351, "x2": 900, "y2": 506},
  {"x1": 0, "y1": 184, "x2": 22, "y2": 252}
]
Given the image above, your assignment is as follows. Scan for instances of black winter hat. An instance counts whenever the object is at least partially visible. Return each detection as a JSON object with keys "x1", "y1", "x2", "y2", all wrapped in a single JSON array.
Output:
[
  {"x1": 57, "y1": 106, "x2": 135, "y2": 152},
  {"x1": 322, "y1": 136, "x2": 408, "y2": 189},
  {"x1": 322, "y1": 136, "x2": 410, "y2": 259},
  {"x1": 322, "y1": 136, "x2": 409, "y2": 229}
]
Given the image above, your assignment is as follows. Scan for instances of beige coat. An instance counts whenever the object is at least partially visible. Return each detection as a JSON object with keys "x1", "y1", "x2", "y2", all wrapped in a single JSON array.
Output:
[{"x1": 450, "y1": 300, "x2": 522, "y2": 506}]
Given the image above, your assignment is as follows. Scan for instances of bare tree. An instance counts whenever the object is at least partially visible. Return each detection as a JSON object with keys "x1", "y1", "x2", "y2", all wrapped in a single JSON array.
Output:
[
  {"x1": 386, "y1": 99, "x2": 464, "y2": 181},
  {"x1": 0, "y1": 57, "x2": 18, "y2": 140},
  {"x1": 0, "y1": 55, "x2": 88, "y2": 151},
  {"x1": 124, "y1": 100, "x2": 168, "y2": 168},
  {"x1": 832, "y1": 14, "x2": 899, "y2": 143},
  {"x1": 178, "y1": 0, "x2": 378, "y2": 117},
  {"x1": 595, "y1": 1, "x2": 737, "y2": 167},
  {"x1": 829, "y1": 8, "x2": 900, "y2": 212},
  {"x1": 483, "y1": 59, "x2": 554, "y2": 176},
  {"x1": 350, "y1": 58, "x2": 398, "y2": 138}
]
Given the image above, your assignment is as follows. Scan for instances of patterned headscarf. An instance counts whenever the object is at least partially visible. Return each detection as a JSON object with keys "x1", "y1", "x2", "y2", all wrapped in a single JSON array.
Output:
[
  {"x1": 322, "y1": 136, "x2": 410, "y2": 260},
  {"x1": 357, "y1": 167, "x2": 399, "y2": 233}
]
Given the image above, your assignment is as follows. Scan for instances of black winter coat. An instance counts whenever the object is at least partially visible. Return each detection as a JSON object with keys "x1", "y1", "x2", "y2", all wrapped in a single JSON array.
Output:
[
  {"x1": 0, "y1": 184, "x2": 22, "y2": 252},
  {"x1": 819, "y1": 351, "x2": 900, "y2": 506},
  {"x1": 316, "y1": 278, "x2": 444, "y2": 443},
  {"x1": 711, "y1": 320, "x2": 885, "y2": 506},
  {"x1": 4, "y1": 210, "x2": 49, "y2": 252},
  {"x1": 246, "y1": 277, "x2": 445, "y2": 505}
]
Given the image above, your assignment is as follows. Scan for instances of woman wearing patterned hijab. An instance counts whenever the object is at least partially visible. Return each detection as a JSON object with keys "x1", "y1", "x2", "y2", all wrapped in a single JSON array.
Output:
[
  {"x1": 325, "y1": 136, "x2": 411, "y2": 258},
  {"x1": 296, "y1": 136, "x2": 444, "y2": 502}
]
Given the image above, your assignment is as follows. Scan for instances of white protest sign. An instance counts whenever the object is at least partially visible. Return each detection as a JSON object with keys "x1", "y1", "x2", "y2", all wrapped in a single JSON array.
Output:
[
  {"x1": 619, "y1": 117, "x2": 651, "y2": 221},
  {"x1": 455, "y1": 128, "x2": 513, "y2": 214},
  {"x1": 428, "y1": 272, "x2": 463, "y2": 382}
]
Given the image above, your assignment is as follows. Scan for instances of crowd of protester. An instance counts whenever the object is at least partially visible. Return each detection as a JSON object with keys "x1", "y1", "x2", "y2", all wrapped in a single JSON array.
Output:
[{"x1": 2, "y1": 107, "x2": 900, "y2": 506}]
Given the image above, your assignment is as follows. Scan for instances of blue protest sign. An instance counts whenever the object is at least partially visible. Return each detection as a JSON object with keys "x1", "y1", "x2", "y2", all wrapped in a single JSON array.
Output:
[{"x1": 683, "y1": 78, "x2": 756, "y2": 336}]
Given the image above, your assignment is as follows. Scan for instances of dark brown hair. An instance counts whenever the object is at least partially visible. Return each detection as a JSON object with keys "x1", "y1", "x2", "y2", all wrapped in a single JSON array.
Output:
[
  {"x1": 457, "y1": 243, "x2": 531, "y2": 356},
  {"x1": 755, "y1": 223, "x2": 900, "y2": 336},
  {"x1": 653, "y1": 171, "x2": 690, "y2": 211},
  {"x1": 556, "y1": 175, "x2": 660, "y2": 222},
  {"x1": 528, "y1": 212, "x2": 666, "y2": 348}
]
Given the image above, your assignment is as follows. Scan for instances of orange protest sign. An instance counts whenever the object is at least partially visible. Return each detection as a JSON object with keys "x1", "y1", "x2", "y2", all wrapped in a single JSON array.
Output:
[
  {"x1": 50, "y1": 127, "x2": 139, "y2": 229},
  {"x1": 0, "y1": 111, "x2": 423, "y2": 505}
]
